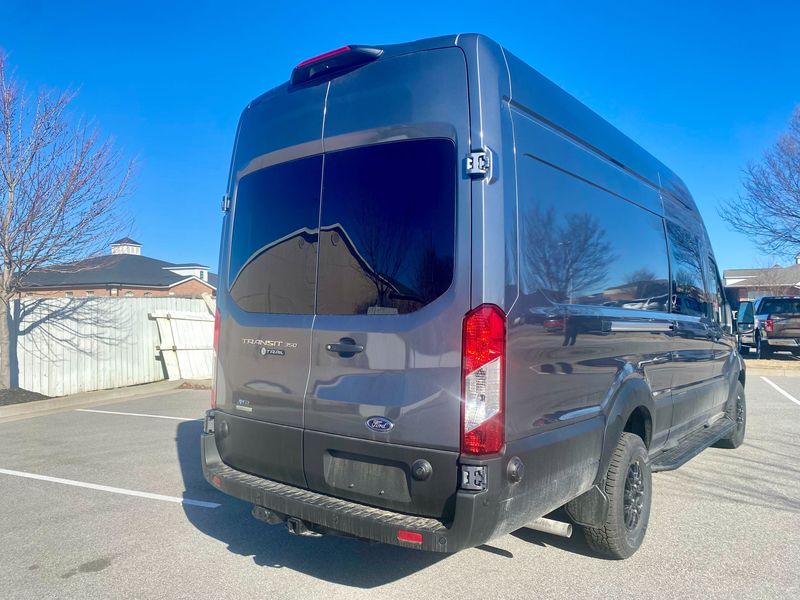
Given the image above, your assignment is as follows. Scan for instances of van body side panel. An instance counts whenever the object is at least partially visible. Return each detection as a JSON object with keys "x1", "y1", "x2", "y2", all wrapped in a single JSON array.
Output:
[
  {"x1": 703, "y1": 248, "x2": 738, "y2": 415},
  {"x1": 506, "y1": 108, "x2": 675, "y2": 467},
  {"x1": 215, "y1": 82, "x2": 328, "y2": 486},
  {"x1": 302, "y1": 48, "x2": 470, "y2": 517},
  {"x1": 662, "y1": 201, "x2": 718, "y2": 440},
  {"x1": 503, "y1": 51, "x2": 689, "y2": 206}
]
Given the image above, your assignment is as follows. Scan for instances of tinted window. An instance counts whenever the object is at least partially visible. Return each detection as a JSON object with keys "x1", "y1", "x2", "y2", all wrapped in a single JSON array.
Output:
[
  {"x1": 229, "y1": 155, "x2": 322, "y2": 313},
  {"x1": 666, "y1": 222, "x2": 708, "y2": 317},
  {"x1": 316, "y1": 139, "x2": 456, "y2": 315},
  {"x1": 760, "y1": 298, "x2": 800, "y2": 315},
  {"x1": 517, "y1": 157, "x2": 670, "y2": 310},
  {"x1": 705, "y1": 256, "x2": 729, "y2": 326}
]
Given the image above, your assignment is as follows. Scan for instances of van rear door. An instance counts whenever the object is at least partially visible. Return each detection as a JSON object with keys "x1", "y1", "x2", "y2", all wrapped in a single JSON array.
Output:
[
  {"x1": 216, "y1": 84, "x2": 326, "y2": 488},
  {"x1": 302, "y1": 48, "x2": 472, "y2": 518}
]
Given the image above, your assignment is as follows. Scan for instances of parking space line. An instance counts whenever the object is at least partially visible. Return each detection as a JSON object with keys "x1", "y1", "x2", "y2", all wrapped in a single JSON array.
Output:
[
  {"x1": 75, "y1": 409, "x2": 201, "y2": 421},
  {"x1": 0, "y1": 468, "x2": 220, "y2": 508},
  {"x1": 761, "y1": 376, "x2": 800, "y2": 407}
]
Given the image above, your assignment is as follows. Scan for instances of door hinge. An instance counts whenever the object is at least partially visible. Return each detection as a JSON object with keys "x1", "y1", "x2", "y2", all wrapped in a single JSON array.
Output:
[
  {"x1": 466, "y1": 147, "x2": 493, "y2": 179},
  {"x1": 221, "y1": 193, "x2": 231, "y2": 212}
]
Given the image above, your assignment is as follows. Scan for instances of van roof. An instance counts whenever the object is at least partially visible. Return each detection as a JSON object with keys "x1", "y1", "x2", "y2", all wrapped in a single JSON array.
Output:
[{"x1": 247, "y1": 33, "x2": 695, "y2": 213}]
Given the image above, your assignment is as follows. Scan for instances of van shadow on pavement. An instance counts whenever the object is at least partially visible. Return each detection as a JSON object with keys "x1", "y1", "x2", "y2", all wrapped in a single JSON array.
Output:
[{"x1": 175, "y1": 420, "x2": 445, "y2": 588}]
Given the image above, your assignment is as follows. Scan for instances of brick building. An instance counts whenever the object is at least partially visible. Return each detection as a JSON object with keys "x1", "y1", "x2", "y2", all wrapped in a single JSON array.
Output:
[
  {"x1": 723, "y1": 255, "x2": 800, "y2": 308},
  {"x1": 20, "y1": 238, "x2": 217, "y2": 298}
]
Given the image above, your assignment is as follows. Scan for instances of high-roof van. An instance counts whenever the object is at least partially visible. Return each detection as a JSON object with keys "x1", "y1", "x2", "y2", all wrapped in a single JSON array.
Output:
[{"x1": 202, "y1": 34, "x2": 746, "y2": 559}]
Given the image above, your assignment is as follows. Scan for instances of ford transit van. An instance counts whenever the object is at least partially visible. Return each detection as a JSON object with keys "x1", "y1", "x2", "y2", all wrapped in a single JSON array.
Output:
[{"x1": 202, "y1": 34, "x2": 746, "y2": 559}]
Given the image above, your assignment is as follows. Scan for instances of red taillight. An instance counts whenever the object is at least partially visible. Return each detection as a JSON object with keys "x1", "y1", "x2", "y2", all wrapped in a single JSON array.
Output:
[
  {"x1": 211, "y1": 309, "x2": 220, "y2": 409},
  {"x1": 765, "y1": 319, "x2": 774, "y2": 334},
  {"x1": 397, "y1": 530, "x2": 423, "y2": 544},
  {"x1": 461, "y1": 304, "x2": 506, "y2": 455},
  {"x1": 296, "y1": 45, "x2": 352, "y2": 68},
  {"x1": 290, "y1": 45, "x2": 382, "y2": 85}
]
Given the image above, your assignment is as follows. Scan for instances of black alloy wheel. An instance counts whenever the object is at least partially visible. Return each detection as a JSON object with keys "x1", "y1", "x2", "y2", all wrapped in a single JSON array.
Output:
[{"x1": 624, "y1": 460, "x2": 646, "y2": 530}]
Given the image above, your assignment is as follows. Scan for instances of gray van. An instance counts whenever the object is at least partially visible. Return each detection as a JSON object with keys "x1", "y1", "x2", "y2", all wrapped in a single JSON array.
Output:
[{"x1": 202, "y1": 34, "x2": 746, "y2": 559}]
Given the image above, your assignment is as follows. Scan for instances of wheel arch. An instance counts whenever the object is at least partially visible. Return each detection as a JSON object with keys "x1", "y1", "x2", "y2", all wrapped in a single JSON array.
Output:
[
  {"x1": 596, "y1": 377, "x2": 655, "y2": 486},
  {"x1": 567, "y1": 377, "x2": 655, "y2": 531}
]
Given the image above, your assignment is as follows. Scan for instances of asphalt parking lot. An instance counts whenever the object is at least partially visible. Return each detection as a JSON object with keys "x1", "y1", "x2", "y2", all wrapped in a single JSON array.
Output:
[{"x1": 0, "y1": 375, "x2": 798, "y2": 600}]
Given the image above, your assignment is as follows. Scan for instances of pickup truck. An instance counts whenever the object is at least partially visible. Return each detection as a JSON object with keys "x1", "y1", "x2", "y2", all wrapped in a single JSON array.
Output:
[{"x1": 737, "y1": 296, "x2": 800, "y2": 358}]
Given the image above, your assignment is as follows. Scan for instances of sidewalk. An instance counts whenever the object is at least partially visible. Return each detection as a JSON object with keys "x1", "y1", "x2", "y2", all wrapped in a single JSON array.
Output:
[
  {"x1": 0, "y1": 380, "x2": 195, "y2": 423},
  {"x1": 743, "y1": 355, "x2": 800, "y2": 377}
]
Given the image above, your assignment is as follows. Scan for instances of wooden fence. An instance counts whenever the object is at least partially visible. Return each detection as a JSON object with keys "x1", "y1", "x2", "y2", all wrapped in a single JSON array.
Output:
[{"x1": 12, "y1": 297, "x2": 214, "y2": 397}]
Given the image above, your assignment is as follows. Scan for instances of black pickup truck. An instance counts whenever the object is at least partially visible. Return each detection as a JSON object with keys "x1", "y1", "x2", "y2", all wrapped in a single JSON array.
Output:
[{"x1": 737, "y1": 296, "x2": 800, "y2": 358}]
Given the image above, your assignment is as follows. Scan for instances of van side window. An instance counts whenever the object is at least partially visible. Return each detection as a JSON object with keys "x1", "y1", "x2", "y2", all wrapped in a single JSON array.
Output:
[
  {"x1": 665, "y1": 221, "x2": 707, "y2": 318},
  {"x1": 315, "y1": 139, "x2": 456, "y2": 315},
  {"x1": 228, "y1": 154, "x2": 322, "y2": 314},
  {"x1": 516, "y1": 156, "x2": 670, "y2": 310},
  {"x1": 705, "y1": 256, "x2": 729, "y2": 326}
]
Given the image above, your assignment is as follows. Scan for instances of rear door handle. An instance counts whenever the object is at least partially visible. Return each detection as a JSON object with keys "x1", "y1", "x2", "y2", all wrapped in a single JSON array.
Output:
[{"x1": 326, "y1": 338, "x2": 364, "y2": 357}]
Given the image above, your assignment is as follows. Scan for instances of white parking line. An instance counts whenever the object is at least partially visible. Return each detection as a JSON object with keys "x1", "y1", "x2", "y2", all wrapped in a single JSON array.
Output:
[
  {"x1": 0, "y1": 468, "x2": 220, "y2": 508},
  {"x1": 75, "y1": 409, "x2": 201, "y2": 421},
  {"x1": 760, "y1": 376, "x2": 800, "y2": 407}
]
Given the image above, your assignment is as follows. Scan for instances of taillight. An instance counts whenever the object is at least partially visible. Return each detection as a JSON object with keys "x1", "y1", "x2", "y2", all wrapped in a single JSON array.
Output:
[
  {"x1": 765, "y1": 319, "x2": 774, "y2": 334},
  {"x1": 211, "y1": 308, "x2": 220, "y2": 409},
  {"x1": 290, "y1": 45, "x2": 383, "y2": 85},
  {"x1": 461, "y1": 304, "x2": 506, "y2": 455},
  {"x1": 396, "y1": 530, "x2": 423, "y2": 544},
  {"x1": 296, "y1": 45, "x2": 352, "y2": 68}
]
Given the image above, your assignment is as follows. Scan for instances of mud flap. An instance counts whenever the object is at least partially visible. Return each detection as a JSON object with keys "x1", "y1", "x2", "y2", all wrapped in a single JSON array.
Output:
[{"x1": 565, "y1": 484, "x2": 609, "y2": 528}]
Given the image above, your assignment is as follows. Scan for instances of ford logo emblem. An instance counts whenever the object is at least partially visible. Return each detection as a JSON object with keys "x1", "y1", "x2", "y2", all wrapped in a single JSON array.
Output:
[{"x1": 365, "y1": 416, "x2": 394, "y2": 432}]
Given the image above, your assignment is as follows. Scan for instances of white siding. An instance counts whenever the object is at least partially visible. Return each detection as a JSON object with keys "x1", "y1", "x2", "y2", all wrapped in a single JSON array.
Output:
[{"x1": 13, "y1": 297, "x2": 213, "y2": 396}]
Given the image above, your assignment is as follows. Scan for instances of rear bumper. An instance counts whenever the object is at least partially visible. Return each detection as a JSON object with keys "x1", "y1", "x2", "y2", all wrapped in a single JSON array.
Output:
[
  {"x1": 203, "y1": 431, "x2": 460, "y2": 551},
  {"x1": 766, "y1": 338, "x2": 800, "y2": 347},
  {"x1": 202, "y1": 414, "x2": 603, "y2": 553}
]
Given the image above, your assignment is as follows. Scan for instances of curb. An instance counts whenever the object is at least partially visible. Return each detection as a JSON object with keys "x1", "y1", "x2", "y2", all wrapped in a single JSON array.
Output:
[{"x1": 0, "y1": 380, "x2": 190, "y2": 423}]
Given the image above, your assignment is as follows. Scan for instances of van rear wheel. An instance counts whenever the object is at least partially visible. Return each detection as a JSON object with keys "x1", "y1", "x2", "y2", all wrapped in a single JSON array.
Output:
[
  {"x1": 714, "y1": 381, "x2": 746, "y2": 449},
  {"x1": 582, "y1": 432, "x2": 651, "y2": 559}
]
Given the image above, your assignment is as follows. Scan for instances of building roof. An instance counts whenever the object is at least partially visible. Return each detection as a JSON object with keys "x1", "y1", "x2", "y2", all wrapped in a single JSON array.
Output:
[
  {"x1": 23, "y1": 254, "x2": 217, "y2": 290},
  {"x1": 723, "y1": 264, "x2": 800, "y2": 287},
  {"x1": 166, "y1": 262, "x2": 210, "y2": 269},
  {"x1": 110, "y1": 237, "x2": 142, "y2": 246}
]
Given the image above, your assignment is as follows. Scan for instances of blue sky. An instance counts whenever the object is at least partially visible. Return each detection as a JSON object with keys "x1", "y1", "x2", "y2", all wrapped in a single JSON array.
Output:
[{"x1": 2, "y1": 1, "x2": 798, "y2": 273}]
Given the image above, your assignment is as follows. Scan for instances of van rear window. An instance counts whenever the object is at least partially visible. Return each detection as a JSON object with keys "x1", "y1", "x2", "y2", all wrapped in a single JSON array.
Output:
[
  {"x1": 228, "y1": 139, "x2": 456, "y2": 316},
  {"x1": 316, "y1": 139, "x2": 456, "y2": 315},
  {"x1": 229, "y1": 154, "x2": 322, "y2": 314}
]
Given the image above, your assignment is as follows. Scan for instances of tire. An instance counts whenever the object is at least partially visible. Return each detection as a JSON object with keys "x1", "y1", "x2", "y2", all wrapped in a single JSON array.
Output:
[
  {"x1": 756, "y1": 335, "x2": 772, "y2": 359},
  {"x1": 715, "y1": 381, "x2": 746, "y2": 449},
  {"x1": 582, "y1": 433, "x2": 652, "y2": 559}
]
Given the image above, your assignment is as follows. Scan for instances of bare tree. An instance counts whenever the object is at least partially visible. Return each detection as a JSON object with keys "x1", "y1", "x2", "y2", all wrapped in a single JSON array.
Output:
[
  {"x1": 0, "y1": 55, "x2": 131, "y2": 388},
  {"x1": 522, "y1": 205, "x2": 614, "y2": 302},
  {"x1": 345, "y1": 201, "x2": 413, "y2": 308},
  {"x1": 626, "y1": 268, "x2": 657, "y2": 284},
  {"x1": 720, "y1": 106, "x2": 800, "y2": 255}
]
